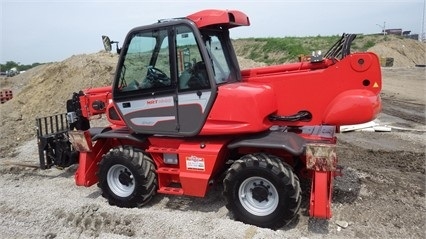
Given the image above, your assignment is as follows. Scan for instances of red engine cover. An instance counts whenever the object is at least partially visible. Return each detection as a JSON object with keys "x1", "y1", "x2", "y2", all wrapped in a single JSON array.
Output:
[{"x1": 201, "y1": 82, "x2": 276, "y2": 135}]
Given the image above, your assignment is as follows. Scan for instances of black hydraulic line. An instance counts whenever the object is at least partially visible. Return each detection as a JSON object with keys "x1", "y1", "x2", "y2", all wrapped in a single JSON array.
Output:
[
  {"x1": 268, "y1": 111, "x2": 312, "y2": 122},
  {"x1": 324, "y1": 33, "x2": 357, "y2": 60}
]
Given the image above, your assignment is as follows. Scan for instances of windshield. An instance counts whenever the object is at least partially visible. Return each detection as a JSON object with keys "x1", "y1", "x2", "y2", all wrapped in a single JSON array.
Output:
[{"x1": 116, "y1": 28, "x2": 171, "y2": 92}]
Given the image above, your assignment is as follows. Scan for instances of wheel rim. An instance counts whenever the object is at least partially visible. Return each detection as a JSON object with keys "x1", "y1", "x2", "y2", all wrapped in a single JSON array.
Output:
[
  {"x1": 107, "y1": 164, "x2": 135, "y2": 197},
  {"x1": 238, "y1": 176, "x2": 279, "y2": 216}
]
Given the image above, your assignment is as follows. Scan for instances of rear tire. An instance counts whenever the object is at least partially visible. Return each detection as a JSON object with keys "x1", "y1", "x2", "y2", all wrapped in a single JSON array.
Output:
[
  {"x1": 223, "y1": 153, "x2": 301, "y2": 229},
  {"x1": 97, "y1": 146, "x2": 157, "y2": 207}
]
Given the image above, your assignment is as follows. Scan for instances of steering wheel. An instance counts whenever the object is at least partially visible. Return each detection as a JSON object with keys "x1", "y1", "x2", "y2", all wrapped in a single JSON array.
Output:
[{"x1": 147, "y1": 66, "x2": 169, "y2": 84}]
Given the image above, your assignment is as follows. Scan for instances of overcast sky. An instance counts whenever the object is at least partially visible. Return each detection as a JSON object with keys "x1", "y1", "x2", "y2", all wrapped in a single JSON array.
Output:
[{"x1": 1, "y1": 0, "x2": 425, "y2": 64}]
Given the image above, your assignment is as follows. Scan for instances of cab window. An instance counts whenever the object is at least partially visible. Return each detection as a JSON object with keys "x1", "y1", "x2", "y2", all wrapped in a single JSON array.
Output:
[
  {"x1": 175, "y1": 25, "x2": 209, "y2": 91},
  {"x1": 204, "y1": 34, "x2": 231, "y2": 84},
  {"x1": 117, "y1": 28, "x2": 171, "y2": 93}
]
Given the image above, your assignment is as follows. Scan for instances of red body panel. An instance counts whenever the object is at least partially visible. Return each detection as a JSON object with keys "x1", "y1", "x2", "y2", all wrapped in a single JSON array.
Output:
[
  {"x1": 147, "y1": 137, "x2": 230, "y2": 197},
  {"x1": 178, "y1": 139, "x2": 229, "y2": 197},
  {"x1": 200, "y1": 52, "x2": 381, "y2": 135},
  {"x1": 74, "y1": 135, "x2": 149, "y2": 186},
  {"x1": 78, "y1": 86, "x2": 127, "y2": 127},
  {"x1": 79, "y1": 86, "x2": 112, "y2": 118},
  {"x1": 323, "y1": 89, "x2": 381, "y2": 125},
  {"x1": 75, "y1": 137, "x2": 112, "y2": 186},
  {"x1": 242, "y1": 53, "x2": 381, "y2": 127},
  {"x1": 310, "y1": 171, "x2": 334, "y2": 218},
  {"x1": 201, "y1": 83, "x2": 276, "y2": 135}
]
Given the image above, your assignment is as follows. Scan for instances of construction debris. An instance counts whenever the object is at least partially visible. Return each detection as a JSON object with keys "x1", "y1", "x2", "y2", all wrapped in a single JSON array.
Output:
[
  {"x1": 0, "y1": 89, "x2": 13, "y2": 104},
  {"x1": 340, "y1": 121, "x2": 392, "y2": 133}
]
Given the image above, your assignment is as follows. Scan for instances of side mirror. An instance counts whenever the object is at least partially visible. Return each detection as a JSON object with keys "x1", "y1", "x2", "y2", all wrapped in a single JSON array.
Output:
[
  {"x1": 102, "y1": 35, "x2": 112, "y2": 52},
  {"x1": 102, "y1": 35, "x2": 121, "y2": 54}
]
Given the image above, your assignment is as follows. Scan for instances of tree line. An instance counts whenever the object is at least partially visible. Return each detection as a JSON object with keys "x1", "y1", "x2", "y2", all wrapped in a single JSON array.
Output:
[{"x1": 0, "y1": 61, "x2": 44, "y2": 72}]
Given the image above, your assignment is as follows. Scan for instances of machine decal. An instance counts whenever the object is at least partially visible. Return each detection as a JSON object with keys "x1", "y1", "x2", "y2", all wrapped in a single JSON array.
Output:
[
  {"x1": 130, "y1": 116, "x2": 175, "y2": 126},
  {"x1": 118, "y1": 96, "x2": 174, "y2": 115},
  {"x1": 186, "y1": 155, "x2": 205, "y2": 171}
]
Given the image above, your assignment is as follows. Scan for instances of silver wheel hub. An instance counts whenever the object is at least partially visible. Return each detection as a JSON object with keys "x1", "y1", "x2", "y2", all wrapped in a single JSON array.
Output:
[
  {"x1": 239, "y1": 176, "x2": 279, "y2": 216},
  {"x1": 107, "y1": 164, "x2": 135, "y2": 197}
]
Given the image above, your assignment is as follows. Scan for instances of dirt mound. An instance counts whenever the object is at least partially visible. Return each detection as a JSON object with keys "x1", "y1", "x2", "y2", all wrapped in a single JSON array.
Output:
[
  {"x1": 368, "y1": 38, "x2": 426, "y2": 67},
  {"x1": 0, "y1": 52, "x2": 118, "y2": 157}
]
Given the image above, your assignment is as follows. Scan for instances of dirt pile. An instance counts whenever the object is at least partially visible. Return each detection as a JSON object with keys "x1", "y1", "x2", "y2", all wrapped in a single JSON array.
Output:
[
  {"x1": 0, "y1": 52, "x2": 118, "y2": 157},
  {"x1": 368, "y1": 38, "x2": 426, "y2": 67}
]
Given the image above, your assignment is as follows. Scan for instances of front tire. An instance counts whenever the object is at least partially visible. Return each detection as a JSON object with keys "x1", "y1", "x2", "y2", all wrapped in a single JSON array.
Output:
[
  {"x1": 223, "y1": 153, "x2": 301, "y2": 229},
  {"x1": 97, "y1": 146, "x2": 157, "y2": 207}
]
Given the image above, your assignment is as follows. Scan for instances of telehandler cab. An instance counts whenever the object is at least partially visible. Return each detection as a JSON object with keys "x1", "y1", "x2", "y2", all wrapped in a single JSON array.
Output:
[{"x1": 36, "y1": 9, "x2": 381, "y2": 229}]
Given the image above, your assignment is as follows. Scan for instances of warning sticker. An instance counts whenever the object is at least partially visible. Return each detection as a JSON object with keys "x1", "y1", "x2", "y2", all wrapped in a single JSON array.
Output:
[
  {"x1": 186, "y1": 156, "x2": 205, "y2": 171},
  {"x1": 373, "y1": 82, "x2": 379, "y2": 88}
]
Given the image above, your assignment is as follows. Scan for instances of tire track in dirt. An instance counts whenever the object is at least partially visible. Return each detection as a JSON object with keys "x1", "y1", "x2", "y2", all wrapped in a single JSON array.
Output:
[{"x1": 382, "y1": 96, "x2": 425, "y2": 125}]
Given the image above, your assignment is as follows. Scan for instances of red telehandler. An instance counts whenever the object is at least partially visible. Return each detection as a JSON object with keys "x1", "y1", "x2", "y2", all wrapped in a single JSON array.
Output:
[{"x1": 36, "y1": 9, "x2": 382, "y2": 229}]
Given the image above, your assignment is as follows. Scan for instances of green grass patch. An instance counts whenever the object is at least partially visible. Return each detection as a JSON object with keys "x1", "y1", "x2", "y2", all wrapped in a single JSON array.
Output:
[{"x1": 233, "y1": 34, "x2": 393, "y2": 65}]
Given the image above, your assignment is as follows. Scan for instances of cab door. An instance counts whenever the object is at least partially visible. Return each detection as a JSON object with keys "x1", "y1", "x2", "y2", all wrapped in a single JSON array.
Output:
[
  {"x1": 113, "y1": 27, "x2": 178, "y2": 135},
  {"x1": 174, "y1": 25, "x2": 215, "y2": 136},
  {"x1": 112, "y1": 22, "x2": 216, "y2": 136}
]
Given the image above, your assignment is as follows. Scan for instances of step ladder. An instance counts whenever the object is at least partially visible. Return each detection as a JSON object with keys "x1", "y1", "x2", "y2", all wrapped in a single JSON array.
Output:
[{"x1": 147, "y1": 147, "x2": 184, "y2": 195}]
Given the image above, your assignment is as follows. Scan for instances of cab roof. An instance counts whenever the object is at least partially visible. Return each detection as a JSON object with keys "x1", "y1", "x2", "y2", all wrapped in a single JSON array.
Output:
[{"x1": 186, "y1": 9, "x2": 250, "y2": 29}]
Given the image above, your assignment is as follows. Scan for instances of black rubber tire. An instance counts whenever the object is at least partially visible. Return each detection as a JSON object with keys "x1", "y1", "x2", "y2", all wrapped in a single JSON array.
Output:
[
  {"x1": 97, "y1": 146, "x2": 157, "y2": 207},
  {"x1": 223, "y1": 153, "x2": 301, "y2": 229}
]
